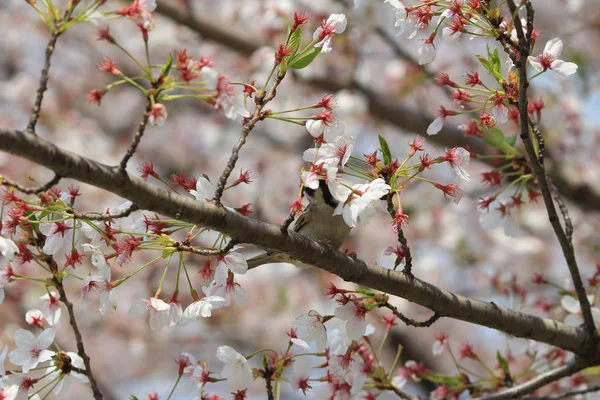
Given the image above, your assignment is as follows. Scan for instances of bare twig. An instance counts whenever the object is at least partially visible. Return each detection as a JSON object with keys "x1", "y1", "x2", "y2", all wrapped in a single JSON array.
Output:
[
  {"x1": 264, "y1": 369, "x2": 275, "y2": 400},
  {"x1": 1, "y1": 173, "x2": 61, "y2": 195},
  {"x1": 383, "y1": 301, "x2": 440, "y2": 328},
  {"x1": 386, "y1": 193, "x2": 413, "y2": 274},
  {"x1": 212, "y1": 74, "x2": 285, "y2": 204},
  {"x1": 1, "y1": 126, "x2": 595, "y2": 355},
  {"x1": 44, "y1": 256, "x2": 103, "y2": 400},
  {"x1": 118, "y1": 100, "x2": 153, "y2": 172},
  {"x1": 524, "y1": 384, "x2": 600, "y2": 400},
  {"x1": 505, "y1": 0, "x2": 597, "y2": 340},
  {"x1": 474, "y1": 360, "x2": 589, "y2": 400},
  {"x1": 388, "y1": 384, "x2": 421, "y2": 400},
  {"x1": 550, "y1": 183, "x2": 573, "y2": 244},
  {"x1": 176, "y1": 239, "x2": 238, "y2": 256},
  {"x1": 27, "y1": 30, "x2": 61, "y2": 135},
  {"x1": 72, "y1": 203, "x2": 139, "y2": 221}
]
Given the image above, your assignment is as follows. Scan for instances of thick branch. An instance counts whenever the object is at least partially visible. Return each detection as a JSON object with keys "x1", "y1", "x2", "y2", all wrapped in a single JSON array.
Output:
[
  {"x1": 475, "y1": 360, "x2": 588, "y2": 400},
  {"x1": 0, "y1": 126, "x2": 595, "y2": 355},
  {"x1": 153, "y1": 2, "x2": 600, "y2": 212},
  {"x1": 524, "y1": 384, "x2": 600, "y2": 400},
  {"x1": 1, "y1": 173, "x2": 61, "y2": 195}
]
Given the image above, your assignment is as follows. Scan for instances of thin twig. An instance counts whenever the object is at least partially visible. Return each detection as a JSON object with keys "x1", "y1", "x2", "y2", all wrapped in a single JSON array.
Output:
[
  {"x1": 44, "y1": 256, "x2": 104, "y2": 400},
  {"x1": 383, "y1": 301, "x2": 440, "y2": 328},
  {"x1": 118, "y1": 100, "x2": 152, "y2": 173},
  {"x1": 176, "y1": 239, "x2": 238, "y2": 256},
  {"x1": 524, "y1": 384, "x2": 600, "y2": 400},
  {"x1": 504, "y1": 0, "x2": 597, "y2": 340},
  {"x1": 27, "y1": 30, "x2": 61, "y2": 135},
  {"x1": 550, "y1": 183, "x2": 573, "y2": 244},
  {"x1": 388, "y1": 384, "x2": 421, "y2": 400},
  {"x1": 264, "y1": 369, "x2": 275, "y2": 400},
  {"x1": 212, "y1": 74, "x2": 286, "y2": 204},
  {"x1": 474, "y1": 360, "x2": 588, "y2": 400},
  {"x1": 1, "y1": 174, "x2": 61, "y2": 195},
  {"x1": 529, "y1": 120, "x2": 545, "y2": 167},
  {"x1": 72, "y1": 203, "x2": 139, "y2": 221},
  {"x1": 386, "y1": 193, "x2": 413, "y2": 274}
]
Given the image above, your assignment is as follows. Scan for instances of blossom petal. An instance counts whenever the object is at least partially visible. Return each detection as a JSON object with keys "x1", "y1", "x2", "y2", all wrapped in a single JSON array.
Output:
[
  {"x1": 544, "y1": 38, "x2": 564, "y2": 59},
  {"x1": 550, "y1": 60, "x2": 578, "y2": 76}
]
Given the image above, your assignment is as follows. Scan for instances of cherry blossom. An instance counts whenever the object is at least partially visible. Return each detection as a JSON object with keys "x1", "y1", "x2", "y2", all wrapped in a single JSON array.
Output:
[
  {"x1": 129, "y1": 297, "x2": 171, "y2": 331},
  {"x1": 561, "y1": 295, "x2": 600, "y2": 327},
  {"x1": 432, "y1": 332, "x2": 450, "y2": 356},
  {"x1": 148, "y1": 103, "x2": 168, "y2": 126},
  {"x1": 290, "y1": 356, "x2": 312, "y2": 394},
  {"x1": 216, "y1": 346, "x2": 253, "y2": 390},
  {"x1": 334, "y1": 302, "x2": 369, "y2": 340},
  {"x1": 81, "y1": 268, "x2": 115, "y2": 316},
  {"x1": 190, "y1": 177, "x2": 215, "y2": 202},
  {"x1": 313, "y1": 14, "x2": 347, "y2": 53},
  {"x1": 117, "y1": 0, "x2": 157, "y2": 31},
  {"x1": 440, "y1": 147, "x2": 471, "y2": 180},
  {"x1": 39, "y1": 220, "x2": 74, "y2": 255},
  {"x1": 203, "y1": 279, "x2": 248, "y2": 307},
  {"x1": 418, "y1": 36, "x2": 436, "y2": 65},
  {"x1": 293, "y1": 310, "x2": 328, "y2": 352},
  {"x1": 40, "y1": 292, "x2": 61, "y2": 326},
  {"x1": 0, "y1": 345, "x2": 7, "y2": 383},
  {"x1": 46, "y1": 352, "x2": 89, "y2": 396},
  {"x1": 427, "y1": 107, "x2": 456, "y2": 135},
  {"x1": 25, "y1": 310, "x2": 44, "y2": 328},
  {"x1": 303, "y1": 135, "x2": 354, "y2": 169},
  {"x1": 478, "y1": 198, "x2": 519, "y2": 237},
  {"x1": 0, "y1": 236, "x2": 19, "y2": 266},
  {"x1": 9, "y1": 328, "x2": 56, "y2": 373},
  {"x1": 214, "y1": 245, "x2": 248, "y2": 285},
  {"x1": 0, "y1": 385, "x2": 17, "y2": 400},
  {"x1": 328, "y1": 175, "x2": 391, "y2": 228},
  {"x1": 528, "y1": 38, "x2": 578, "y2": 77},
  {"x1": 183, "y1": 295, "x2": 227, "y2": 320},
  {"x1": 82, "y1": 244, "x2": 108, "y2": 271},
  {"x1": 306, "y1": 120, "x2": 345, "y2": 142}
]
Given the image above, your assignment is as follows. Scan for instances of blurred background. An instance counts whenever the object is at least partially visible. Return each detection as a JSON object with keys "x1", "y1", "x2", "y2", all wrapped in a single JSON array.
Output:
[{"x1": 0, "y1": 0, "x2": 599, "y2": 398}]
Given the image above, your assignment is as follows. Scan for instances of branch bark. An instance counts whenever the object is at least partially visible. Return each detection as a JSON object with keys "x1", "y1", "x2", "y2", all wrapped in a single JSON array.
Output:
[{"x1": 0, "y1": 126, "x2": 595, "y2": 356}]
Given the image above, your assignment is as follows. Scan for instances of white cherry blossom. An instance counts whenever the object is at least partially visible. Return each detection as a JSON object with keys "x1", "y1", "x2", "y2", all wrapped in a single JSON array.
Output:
[
  {"x1": 313, "y1": 14, "x2": 347, "y2": 53},
  {"x1": 0, "y1": 236, "x2": 19, "y2": 266},
  {"x1": 9, "y1": 328, "x2": 56, "y2": 373},
  {"x1": 214, "y1": 245, "x2": 248, "y2": 285},
  {"x1": 528, "y1": 38, "x2": 578, "y2": 77},
  {"x1": 129, "y1": 297, "x2": 171, "y2": 331},
  {"x1": 216, "y1": 345, "x2": 253, "y2": 390},
  {"x1": 293, "y1": 310, "x2": 328, "y2": 352}
]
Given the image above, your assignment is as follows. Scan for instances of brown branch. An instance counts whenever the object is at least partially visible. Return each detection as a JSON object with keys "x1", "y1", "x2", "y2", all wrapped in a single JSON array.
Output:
[
  {"x1": 118, "y1": 100, "x2": 152, "y2": 173},
  {"x1": 152, "y1": 2, "x2": 600, "y2": 213},
  {"x1": 505, "y1": 0, "x2": 597, "y2": 340},
  {"x1": 1, "y1": 173, "x2": 61, "y2": 195},
  {"x1": 524, "y1": 384, "x2": 600, "y2": 400},
  {"x1": 474, "y1": 360, "x2": 589, "y2": 400},
  {"x1": 1, "y1": 126, "x2": 596, "y2": 356},
  {"x1": 264, "y1": 369, "x2": 275, "y2": 400},
  {"x1": 176, "y1": 239, "x2": 238, "y2": 256},
  {"x1": 389, "y1": 385, "x2": 421, "y2": 400},
  {"x1": 27, "y1": 30, "x2": 61, "y2": 135},
  {"x1": 44, "y1": 256, "x2": 103, "y2": 400},
  {"x1": 383, "y1": 301, "x2": 440, "y2": 328},
  {"x1": 386, "y1": 193, "x2": 413, "y2": 274},
  {"x1": 212, "y1": 74, "x2": 285, "y2": 204}
]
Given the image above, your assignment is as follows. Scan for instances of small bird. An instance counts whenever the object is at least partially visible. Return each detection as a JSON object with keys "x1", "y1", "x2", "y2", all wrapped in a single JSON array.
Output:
[{"x1": 246, "y1": 179, "x2": 352, "y2": 269}]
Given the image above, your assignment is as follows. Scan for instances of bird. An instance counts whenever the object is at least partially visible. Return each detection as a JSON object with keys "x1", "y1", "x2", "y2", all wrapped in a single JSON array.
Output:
[{"x1": 246, "y1": 179, "x2": 352, "y2": 269}]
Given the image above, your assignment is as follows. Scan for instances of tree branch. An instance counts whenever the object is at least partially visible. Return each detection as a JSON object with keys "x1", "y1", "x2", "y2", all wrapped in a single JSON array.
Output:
[
  {"x1": 524, "y1": 384, "x2": 600, "y2": 400},
  {"x1": 474, "y1": 360, "x2": 589, "y2": 400},
  {"x1": 505, "y1": 0, "x2": 597, "y2": 340},
  {"x1": 0, "y1": 126, "x2": 595, "y2": 356},
  {"x1": 45, "y1": 255, "x2": 103, "y2": 400},
  {"x1": 1, "y1": 173, "x2": 61, "y2": 195},
  {"x1": 27, "y1": 30, "x2": 61, "y2": 135},
  {"x1": 117, "y1": 100, "x2": 152, "y2": 173}
]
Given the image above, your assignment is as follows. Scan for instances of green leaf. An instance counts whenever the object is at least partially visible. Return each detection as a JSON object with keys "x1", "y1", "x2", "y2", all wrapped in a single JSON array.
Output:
[
  {"x1": 422, "y1": 372, "x2": 461, "y2": 387},
  {"x1": 506, "y1": 133, "x2": 517, "y2": 146},
  {"x1": 482, "y1": 128, "x2": 520, "y2": 156},
  {"x1": 287, "y1": 28, "x2": 302, "y2": 58},
  {"x1": 289, "y1": 46, "x2": 321, "y2": 69},
  {"x1": 161, "y1": 53, "x2": 174, "y2": 77},
  {"x1": 476, "y1": 45, "x2": 504, "y2": 84},
  {"x1": 497, "y1": 351, "x2": 510, "y2": 376},
  {"x1": 378, "y1": 134, "x2": 392, "y2": 166},
  {"x1": 129, "y1": 396, "x2": 140, "y2": 400}
]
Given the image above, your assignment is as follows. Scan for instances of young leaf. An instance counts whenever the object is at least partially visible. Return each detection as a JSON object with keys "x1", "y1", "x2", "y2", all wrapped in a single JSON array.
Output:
[
  {"x1": 482, "y1": 128, "x2": 520, "y2": 156},
  {"x1": 378, "y1": 134, "x2": 392, "y2": 166},
  {"x1": 289, "y1": 46, "x2": 320, "y2": 69},
  {"x1": 497, "y1": 351, "x2": 510, "y2": 377},
  {"x1": 287, "y1": 27, "x2": 302, "y2": 58}
]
